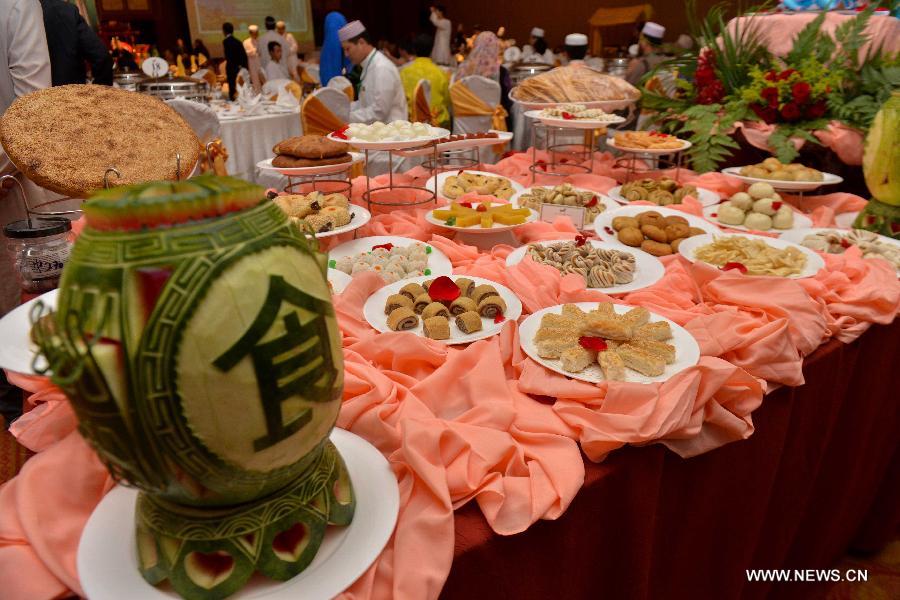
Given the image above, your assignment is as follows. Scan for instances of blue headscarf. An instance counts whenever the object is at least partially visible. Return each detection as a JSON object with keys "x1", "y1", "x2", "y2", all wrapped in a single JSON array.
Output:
[{"x1": 320, "y1": 12, "x2": 352, "y2": 86}]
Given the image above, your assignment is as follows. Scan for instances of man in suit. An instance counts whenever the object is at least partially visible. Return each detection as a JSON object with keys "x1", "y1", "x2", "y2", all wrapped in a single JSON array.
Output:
[
  {"x1": 39, "y1": 0, "x2": 112, "y2": 85},
  {"x1": 222, "y1": 21, "x2": 248, "y2": 100}
]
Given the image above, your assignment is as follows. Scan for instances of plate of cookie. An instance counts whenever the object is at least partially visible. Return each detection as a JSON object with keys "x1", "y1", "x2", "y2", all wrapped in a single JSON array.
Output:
[
  {"x1": 607, "y1": 179, "x2": 721, "y2": 208},
  {"x1": 259, "y1": 135, "x2": 363, "y2": 176},
  {"x1": 328, "y1": 236, "x2": 453, "y2": 284},
  {"x1": 363, "y1": 275, "x2": 522, "y2": 345},
  {"x1": 606, "y1": 131, "x2": 691, "y2": 155},
  {"x1": 271, "y1": 191, "x2": 371, "y2": 238},
  {"x1": 424, "y1": 170, "x2": 525, "y2": 201},
  {"x1": 518, "y1": 302, "x2": 700, "y2": 384},
  {"x1": 593, "y1": 206, "x2": 719, "y2": 258},
  {"x1": 257, "y1": 152, "x2": 365, "y2": 176},
  {"x1": 505, "y1": 239, "x2": 665, "y2": 294}
]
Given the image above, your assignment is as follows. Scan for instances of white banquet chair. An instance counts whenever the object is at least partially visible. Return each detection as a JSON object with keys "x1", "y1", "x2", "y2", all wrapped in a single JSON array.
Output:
[
  {"x1": 327, "y1": 75, "x2": 355, "y2": 101},
  {"x1": 450, "y1": 75, "x2": 504, "y2": 163},
  {"x1": 262, "y1": 78, "x2": 293, "y2": 99}
]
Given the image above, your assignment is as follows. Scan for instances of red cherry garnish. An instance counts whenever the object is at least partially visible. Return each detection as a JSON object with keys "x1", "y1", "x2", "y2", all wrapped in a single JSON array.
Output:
[
  {"x1": 721, "y1": 262, "x2": 747, "y2": 273},
  {"x1": 579, "y1": 336, "x2": 608, "y2": 351}
]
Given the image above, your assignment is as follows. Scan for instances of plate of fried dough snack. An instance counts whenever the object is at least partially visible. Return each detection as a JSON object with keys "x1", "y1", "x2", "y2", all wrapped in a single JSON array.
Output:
[
  {"x1": 425, "y1": 170, "x2": 524, "y2": 201},
  {"x1": 364, "y1": 275, "x2": 522, "y2": 344},
  {"x1": 519, "y1": 302, "x2": 700, "y2": 384},
  {"x1": 678, "y1": 233, "x2": 825, "y2": 278},
  {"x1": 271, "y1": 190, "x2": 371, "y2": 238},
  {"x1": 509, "y1": 66, "x2": 640, "y2": 111},
  {"x1": 510, "y1": 184, "x2": 607, "y2": 229},
  {"x1": 722, "y1": 158, "x2": 842, "y2": 191},
  {"x1": 594, "y1": 206, "x2": 719, "y2": 257},
  {"x1": 608, "y1": 178, "x2": 720, "y2": 208},
  {"x1": 607, "y1": 131, "x2": 691, "y2": 154}
]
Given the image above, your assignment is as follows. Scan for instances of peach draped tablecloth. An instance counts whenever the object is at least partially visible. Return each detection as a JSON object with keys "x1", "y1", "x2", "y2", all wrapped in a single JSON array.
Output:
[{"x1": 1, "y1": 150, "x2": 898, "y2": 600}]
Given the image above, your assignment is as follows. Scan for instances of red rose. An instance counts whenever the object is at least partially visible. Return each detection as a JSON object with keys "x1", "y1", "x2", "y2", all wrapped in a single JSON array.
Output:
[
  {"x1": 778, "y1": 69, "x2": 797, "y2": 81},
  {"x1": 750, "y1": 103, "x2": 777, "y2": 124},
  {"x1": 791, "y1": 81, "x2": 811, "y2": 104},
  {"x1": 695, "y1": 67, "x2": 717, "y2": 86},
  {"x1": 764, "y1": 70, "x2": 777, "y2": 82},
  {"x1": 760, "y1": 87, "x2": 779, "y2": 108},
  {"x1": 805, "y1": 100, "x2": 827, "y2": 119},
  {"x1": 780, "y1": 102, "x2": 801, "y2": 122}
]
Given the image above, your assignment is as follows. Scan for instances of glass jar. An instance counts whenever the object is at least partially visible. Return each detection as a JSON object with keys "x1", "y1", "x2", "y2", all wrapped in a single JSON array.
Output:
[{"x1": 3, "y1": 217, "x2": 73, "y2": 293}]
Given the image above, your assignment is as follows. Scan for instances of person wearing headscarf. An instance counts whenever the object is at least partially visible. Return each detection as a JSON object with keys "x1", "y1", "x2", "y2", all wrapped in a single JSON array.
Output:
[
  {"x1": 456, "y1": 30, "x2": 500, "y2": 80},
  {"x1": 453, "y1": 31, "x2": 512, "y2": 128},
  {"x1": 320, "y1": 11, "x2": 351, "y2": 85}
]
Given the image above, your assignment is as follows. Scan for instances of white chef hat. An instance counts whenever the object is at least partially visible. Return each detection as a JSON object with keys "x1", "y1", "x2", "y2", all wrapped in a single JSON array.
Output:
[
  {"x1": 248, "y1": 25, "x2": 258, "y2": 33},
  {"x1": 564, "y1": 33, "x2": 588, "y2": 46},
  {"x1": 641, "y1": 22, "x2": 665, "y2": 44},
  {"x1": 338, "y1": 20, "x2": 366, "y2": 42},
  {"x1": 531, "y1": 27, "x2": 545, "y2": 38}
]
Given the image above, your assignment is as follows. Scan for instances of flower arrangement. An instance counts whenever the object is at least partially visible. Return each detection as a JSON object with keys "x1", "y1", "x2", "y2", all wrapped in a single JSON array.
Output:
[{"x1": 640, "y1": 3, "x2": 899, "y2": 172}]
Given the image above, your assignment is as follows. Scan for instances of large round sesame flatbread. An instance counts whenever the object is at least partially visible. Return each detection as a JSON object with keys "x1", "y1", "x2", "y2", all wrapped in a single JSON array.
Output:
[{"x1": 0, "y1": 85, "x2": 200, "y2": 197}]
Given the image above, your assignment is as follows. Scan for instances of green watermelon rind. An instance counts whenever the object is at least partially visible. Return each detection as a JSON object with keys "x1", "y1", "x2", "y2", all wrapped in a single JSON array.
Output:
[{"x1": 852, "y1": 199, "x2": 900, "y2": 240}]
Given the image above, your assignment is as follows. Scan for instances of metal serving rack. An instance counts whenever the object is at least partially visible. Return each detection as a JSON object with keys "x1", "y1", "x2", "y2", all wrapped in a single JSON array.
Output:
[
  {"x1": 283, "y1": 167, "x2": 354, "y2": 197},
  {"x1": 361, "y1": 143, "x2": 441, "y2": 210},
  {"x1": 612, "y1": 146, "x2": 687, "y2": 184},
  {"x1": 528, "y1": 122, "x2": 604, "y2": 183},
  {"x1": 421, "y1": 147, "x2": 480, "y2": 173}
]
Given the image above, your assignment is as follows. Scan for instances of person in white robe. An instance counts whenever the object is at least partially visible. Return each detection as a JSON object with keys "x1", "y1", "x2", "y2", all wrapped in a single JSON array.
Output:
[
  {"x1": 276, "y1": 20, "x2": 300, "y2": 81},
  {"x1": 339, "y1": 20, "x2": 408, "y2": 124},
  {"x1": 0, "y1": 0, "x2": 52, "y2": 315},
  {"x1": 243, "y1": 25, "x2": 263, "y2": 90},
  {"x1": 429, "y1": 6, "x2": 452, "y2": 65},
  {"x1": 258, "y1": 16, "x2": 285, "y2": 71}
]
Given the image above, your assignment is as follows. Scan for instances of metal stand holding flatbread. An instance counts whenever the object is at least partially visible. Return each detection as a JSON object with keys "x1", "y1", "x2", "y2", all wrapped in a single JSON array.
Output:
[{"x1": 0, "y1": 85, "x2": 200, "y2": 199}]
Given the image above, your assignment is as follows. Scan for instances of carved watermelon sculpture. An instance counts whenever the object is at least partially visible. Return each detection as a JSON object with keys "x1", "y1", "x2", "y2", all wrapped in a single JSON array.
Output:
[
  {"x1": 854, "y1": 91, "x2": 900, "y2": 239},
  {"x1": 33, "y1": 175, "x2": 355, "y2": 599}
]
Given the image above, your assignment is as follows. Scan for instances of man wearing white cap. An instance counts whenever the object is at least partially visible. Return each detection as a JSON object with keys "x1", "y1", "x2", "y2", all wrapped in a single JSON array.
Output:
[
  {"x1": 625, "y1": 21, "x2": 666, "y2": 85},
  {"x1": 563, "y1": 33, "x2": 589, "y2": 66},
  {"x1": 243, "y1": 25, "x2": 263, "y2": 90},
  {"x1": 276, "y1": 20, "x2": 300, "y2": 81},
  {"x1": 339, "y1": 20, "x2": 408, "y2": 124},
  {"x1": 523, "y1": 27, "x2": 554, "y2": 65}
]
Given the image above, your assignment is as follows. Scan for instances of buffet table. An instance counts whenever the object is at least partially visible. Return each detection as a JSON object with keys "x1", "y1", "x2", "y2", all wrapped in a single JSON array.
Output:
[
  {"x1": 1, "y1": 148, "x2": 898, "y2": 600},
  {"x1": 218, "y1": 110, "x2": 301, "y2": 182},
  {"x1": 443, "y1": 320, "x2": 900, "y2": 600}
]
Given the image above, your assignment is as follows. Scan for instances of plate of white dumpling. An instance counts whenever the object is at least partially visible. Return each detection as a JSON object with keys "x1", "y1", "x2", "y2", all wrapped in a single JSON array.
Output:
[
  {"x1": 703, "y1": 182, "x2": 811, "y2": 235},
  {"x1": 329, "y1": 121, "x2": 450, "y2": 150}
]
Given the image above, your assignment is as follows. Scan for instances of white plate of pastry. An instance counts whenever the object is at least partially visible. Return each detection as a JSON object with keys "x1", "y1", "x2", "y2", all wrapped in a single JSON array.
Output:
[
  {"x1": 593, "y1": 205, "x2": 720, "y2": 258},
  {"x1": 518, "y1": 302, "x2": 700, "y2": 384},
  {"x1": 423, "y1": 170, "x2": 525, "y2": 201},
  {"x1": 678, "y1": 233, "x2": 825, "y2": 279},
  {"x1": 256, "y1": 152, "x2": 365, "y2": 176},
  {"x1": 363, "y1": 275, "x2": 522, "y2": 345},
  {"x1": 702, "y1": 203, "x2": 812, "y2": 234},
  {"x1": 509, "y1": 184, "x2": 608, "y2": 231},
  {"x1": 328, "y1": 236, "x2": 453, "y2": 284},
  {"x1": 779, "y1": 228, "x2": 900, "y2": 274},
  {"x1": 607, "y1": 184, "x2": 721, "y2": 208},
  {"x1": 721, "y1": 167, "x2": 843, "y2": 192},
  {"x1": 272, "y1": 192, "x2": 371, "y2": 239},
  {"x1": 505, "y1": 239, "x2": 665, "y2": 294}
]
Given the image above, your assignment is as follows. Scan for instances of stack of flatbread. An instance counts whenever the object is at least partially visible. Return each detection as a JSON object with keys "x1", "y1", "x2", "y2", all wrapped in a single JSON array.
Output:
[
  {"x1": 271, "y1": 135, "x2": 351, "y2": 168},
  {"x1": 0, "y1": 85, "x2": 200, "y2": 197},
  {"x1": 511, "y1": 66, "x2": 641, "y2": 104}
]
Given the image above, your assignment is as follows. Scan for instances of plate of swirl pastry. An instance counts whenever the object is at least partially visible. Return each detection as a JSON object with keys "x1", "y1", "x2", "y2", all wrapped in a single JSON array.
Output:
[
  {"x1": 363, "y1": 275, "x2": 522, "y2": 344},
  {"x1": 505, "y1": 239, "x2": 664, "y2": 294},
  {"x1": 519, "y1": 302, "x2": 700, "y2": 384},
  {"x1": 608, "y1": 178, "x2": 720, "y2": 208}
]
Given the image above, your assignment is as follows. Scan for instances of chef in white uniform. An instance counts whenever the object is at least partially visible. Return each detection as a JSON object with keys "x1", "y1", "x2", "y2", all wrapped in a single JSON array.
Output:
[
  {"x1": 339, "y1": 20, "x2": 408, "y2": 124},
  {"x1": 522, "y1": 27, "x2": 554, "y2": 65}
]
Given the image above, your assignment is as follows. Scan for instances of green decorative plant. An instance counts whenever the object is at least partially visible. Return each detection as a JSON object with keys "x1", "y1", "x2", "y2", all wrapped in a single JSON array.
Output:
[{"x1": 640, "y1": 3, "x2": 899, "y2": 172}]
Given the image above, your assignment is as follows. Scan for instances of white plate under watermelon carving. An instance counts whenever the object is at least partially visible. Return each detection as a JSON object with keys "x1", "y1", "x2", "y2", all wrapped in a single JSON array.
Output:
[{"x1": 77, "y1": 428, "x2": 399, "y2": 600}]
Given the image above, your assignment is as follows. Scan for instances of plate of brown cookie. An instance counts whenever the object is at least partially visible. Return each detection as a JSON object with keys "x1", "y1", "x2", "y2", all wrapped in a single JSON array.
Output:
[
  {"x1": 259, "y1": 135, "x2": 363, "y2": 176},
  {"x1": 257, "y1": 152, "x2": 364, "y2": 176}
]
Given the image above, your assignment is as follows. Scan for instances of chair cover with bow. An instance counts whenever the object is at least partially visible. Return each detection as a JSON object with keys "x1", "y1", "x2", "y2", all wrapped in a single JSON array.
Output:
[
  {"x1": 166, "y1": 99, "x2": 224, "y2": 175},
  {"x1": 262, "y1": 78, "x2": 293, "y2": 100},
  {"x1": 327, "y1": 75, "x2": 355, "y2": 101},
  {"x1": 304, "y1": 64, "x2": 320, "y2": 84},
  {"x1": 412, "y1": 79, "x2": 437, "y2": 125},
  {"x1": 300, "y1": 88, "x2": 366, "y2": 176},
  {"x1": 449, "y1": 75, "x2": 509, "y2": 159}
]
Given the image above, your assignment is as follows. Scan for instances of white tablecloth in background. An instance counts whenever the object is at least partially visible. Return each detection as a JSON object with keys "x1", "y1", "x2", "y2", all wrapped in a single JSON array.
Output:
[{"x1": 219, "y1": 111, "x2": 301, "y2": 182}]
